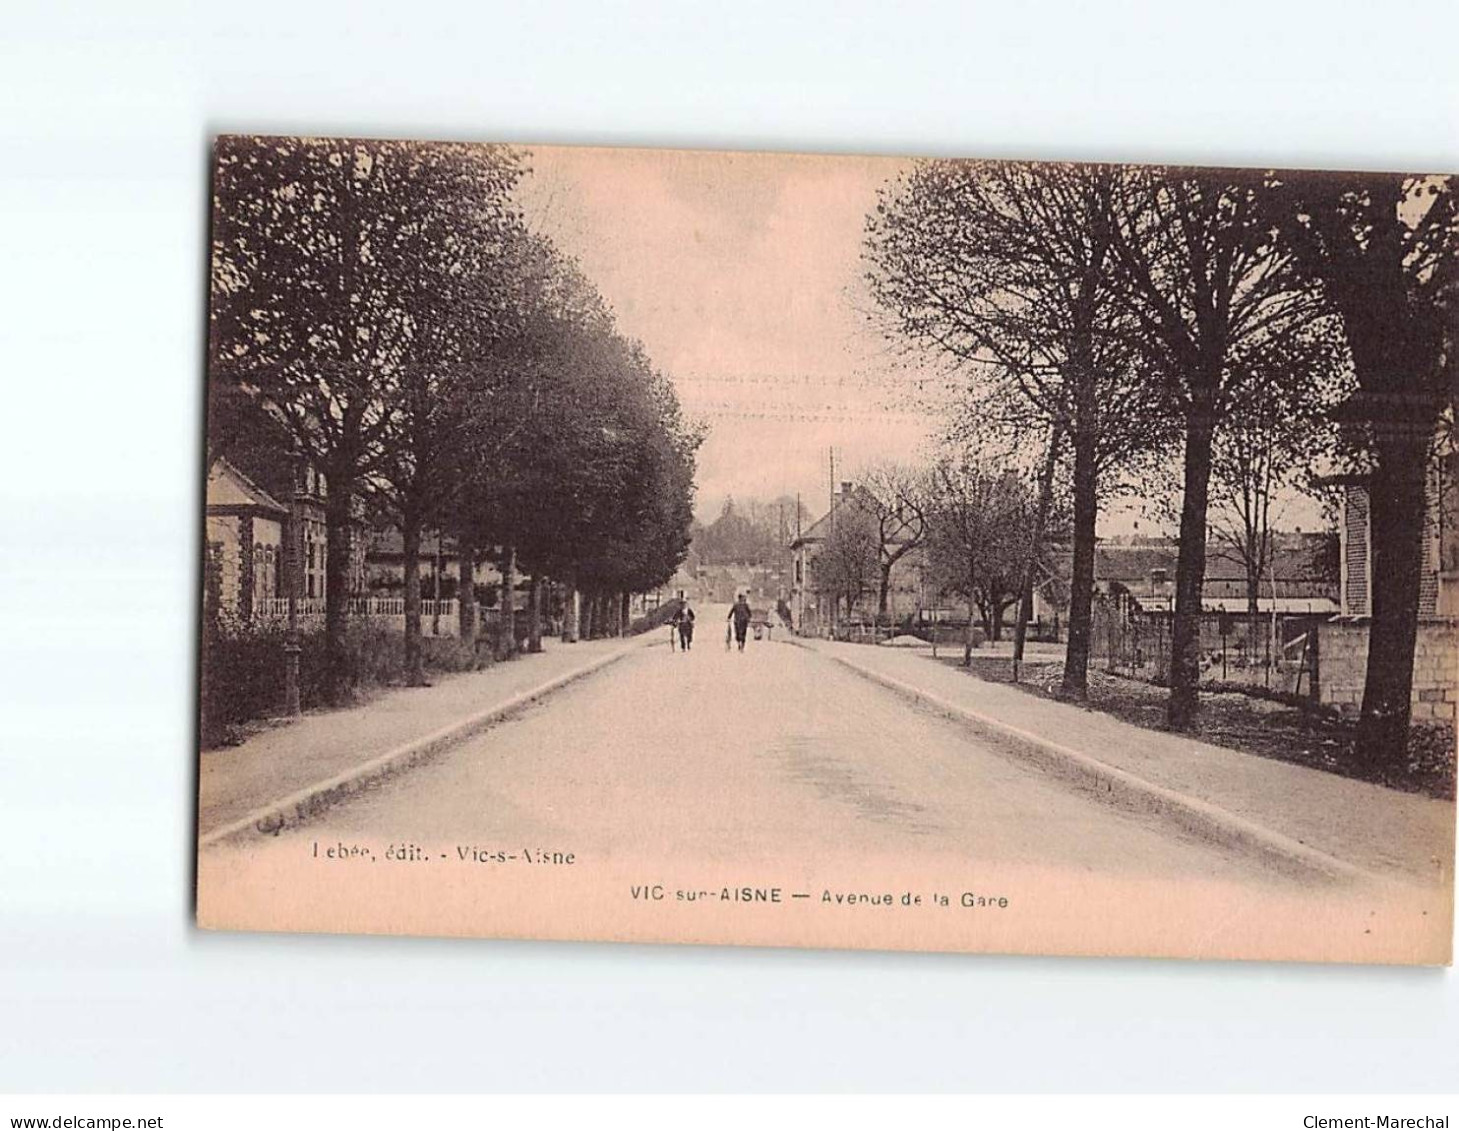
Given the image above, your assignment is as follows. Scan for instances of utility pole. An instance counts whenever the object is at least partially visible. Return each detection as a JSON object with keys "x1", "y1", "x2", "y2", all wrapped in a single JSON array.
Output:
[{"x1": 829, "y1": 448, "x2": 836, "y2": 531}]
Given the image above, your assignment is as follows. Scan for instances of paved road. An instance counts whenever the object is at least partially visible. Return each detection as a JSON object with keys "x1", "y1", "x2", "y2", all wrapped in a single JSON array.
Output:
[{"x1": 255, "y1": 619, "x2": 1313, "y2": 889}]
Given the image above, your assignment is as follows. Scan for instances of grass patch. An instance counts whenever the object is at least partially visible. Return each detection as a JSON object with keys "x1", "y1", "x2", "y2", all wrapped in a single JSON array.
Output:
[{"x1": 943, "y1": 655, "x2": 1456, "y2": 801}]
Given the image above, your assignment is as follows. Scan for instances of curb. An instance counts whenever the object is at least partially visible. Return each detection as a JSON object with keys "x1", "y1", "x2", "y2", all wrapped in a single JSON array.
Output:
[
  {"x1": 199, "y1": 639, "x2": 647, "y2": 849},
  {"x1": 795, "y1": 639, "x2": 1376, "y2": 885}
]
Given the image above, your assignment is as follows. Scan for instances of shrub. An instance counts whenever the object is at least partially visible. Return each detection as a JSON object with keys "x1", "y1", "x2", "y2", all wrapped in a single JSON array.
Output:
[
  {"x1": 200, "y1": 618, "x2": 487, "y2": 747},
  {"x1": 629, "y1": 597, "x2": 684, "y2": 636}
]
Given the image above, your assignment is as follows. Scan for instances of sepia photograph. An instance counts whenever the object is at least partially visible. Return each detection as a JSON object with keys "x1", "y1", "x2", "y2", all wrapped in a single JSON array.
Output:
[{"x1": 195, "y1": 137, "x2": 1457, "y2": 965}]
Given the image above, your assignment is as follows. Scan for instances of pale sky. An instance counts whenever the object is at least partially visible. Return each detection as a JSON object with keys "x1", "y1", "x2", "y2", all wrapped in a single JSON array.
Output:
[
  {"x1": 515, "y1": 145, "x2": 940, "y2": 525},
  {"x1": 513, "y1": 144, "x2": 1323, "y2": 539}
]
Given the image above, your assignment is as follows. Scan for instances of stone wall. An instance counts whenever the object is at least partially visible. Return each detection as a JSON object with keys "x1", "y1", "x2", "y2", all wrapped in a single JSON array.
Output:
[{"x1": 1317, "y1": 617, "x2": 1459, "y2": 723}]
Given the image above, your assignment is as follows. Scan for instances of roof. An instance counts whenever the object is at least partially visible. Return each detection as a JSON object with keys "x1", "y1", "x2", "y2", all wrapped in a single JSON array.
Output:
[
  {"x1": 206, "y1": 457, "x2": 290, "y2": 518},
  {"x1": 1050, "y1": 533, "x2": 1337, "y2": 586},
  {"x1": 1137, "y1": 595, "x2": 1340, "y2": 616},
  {"x1": 791, "y1": 486, "x2": 904, "y2": 548}
]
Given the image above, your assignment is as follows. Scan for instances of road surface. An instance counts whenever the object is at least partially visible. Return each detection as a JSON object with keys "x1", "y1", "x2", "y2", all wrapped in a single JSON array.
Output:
[{"x1": 249, "y1": 620, "x2": 1314, "y2": 889}]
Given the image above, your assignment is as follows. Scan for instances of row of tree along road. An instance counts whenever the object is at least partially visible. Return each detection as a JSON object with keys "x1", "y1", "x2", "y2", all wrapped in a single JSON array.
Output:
[
  {"x1": 208, "y1": 137, "x2": 699, "y2": 706},
  {"x1": 860, "y1": 161, "x2": 1455, "y2": 772}
]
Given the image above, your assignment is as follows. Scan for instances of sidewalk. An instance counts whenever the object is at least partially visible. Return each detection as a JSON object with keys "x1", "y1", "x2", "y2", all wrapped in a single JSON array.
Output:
[
  {"x1": 198, "y1": 633, "x2": 650, "y2": 844},
  {"x1": 800, "y1": 638, "x2": 1456, "y2": 887}
]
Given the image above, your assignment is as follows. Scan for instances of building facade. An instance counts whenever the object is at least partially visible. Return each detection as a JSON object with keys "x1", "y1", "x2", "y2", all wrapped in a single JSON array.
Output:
[
  {"x1": 204, "y1": 458, "x2": 289, "y2": 623},
  {"x1": 205, "y1": 454, "x2": 366, "y2": 625}
]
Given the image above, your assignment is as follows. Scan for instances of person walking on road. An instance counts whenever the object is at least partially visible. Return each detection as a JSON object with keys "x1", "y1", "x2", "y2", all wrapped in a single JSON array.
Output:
[
  {"x1": 677, "y1": 601, "x2": 696, "y2": 651},
  {"x1": 668, "y1": 601, "x2": 682, "y2": 651},
  {"x1": 728, "y1": 594, "x2": 753, "y2": 653}
]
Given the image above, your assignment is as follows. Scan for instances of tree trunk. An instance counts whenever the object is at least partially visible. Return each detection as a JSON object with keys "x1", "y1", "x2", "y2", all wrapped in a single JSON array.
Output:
[
  {"x1": 1357, "y1": 435, "x2": 1430, "y2": 772},
  {"x1": 1014, "y1": 426, "x2": 1063, "y2": 682},
  {"x1": 619, "y1": 591, "x2": 631, "y2": 637},
  {"x1": 991, "y1": 598, "x2": 1013, "y2": 643},
  {"x1": 528, "y1": 573, "x2": 544, "y2": 653},
  {"x1": 500, "y1": 545, "x2": 517, "y2": 659},
  {"x1": 564, "y1": 587, "x2": 580, "y2": 643},
  {"x1": 1167, "y1": 407, "x2": 1217, "y2": 730},
  {"x1": 1245, "y1": 553, "x2": 1261, "y2": 673},
  {"x1": 402, "y1": 516, "x2": 426, "y2": 687},
  {"x1": 323, "y1": 474, "x2": 355, "y2": 705},
  {"x1": 878, "y1": 564, "x2": 892, "y2": 621},
  {"x1": 963, "y1": 598, "x2": 976, "y2": 666},
  {"x1": 457, "y1": 532, "x2": 478, "y2": 655},
  {"x1": 1061, "y1": 422, "x2": 1098, "y2": 700}
]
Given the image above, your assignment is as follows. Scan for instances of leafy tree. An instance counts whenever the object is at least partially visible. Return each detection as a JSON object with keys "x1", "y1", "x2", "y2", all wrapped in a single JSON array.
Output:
[
  {"x1": 695, "y1": 498, "x2": 779, "y2": 565},
  {"x1": 371, "y1": 156, "x2": 534, "y2": 681},
  {"x1": 210, "y1": 136, "x2": 523, "y2": 700},
  {"x1": 449, "y1": 268, "x2": 698, "y2": 644},
  {"x1": 439, "y1": 238, "x2": 605, "y2": 654},
  {"x1": 1262, "y1": 172, "x2": 1457, "y2": 765}
]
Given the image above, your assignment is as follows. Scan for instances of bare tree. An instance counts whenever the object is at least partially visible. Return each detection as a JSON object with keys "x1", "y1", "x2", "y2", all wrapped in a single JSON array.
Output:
[
  {"x1": 813, "y1": 518, "x2": 880, "y2": 624},
  {"x1": 858, "y1": 463, "x2": 931, "y2": 621},
  {"x1": 1205, "y1": 319, "x2": 1348, "y2": 645},
  {"x1": 1108, "y1": 168, "x2": 1321, "y2": 729},
  {"x1": 925, "y1": 457, "x2": 1042, "y2": 659},
  {"x1": 866, "y1": 160, "x2": 1171, "y2": 699}
]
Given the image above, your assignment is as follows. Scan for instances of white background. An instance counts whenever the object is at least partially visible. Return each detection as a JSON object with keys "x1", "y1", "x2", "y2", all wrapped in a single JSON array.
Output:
[{"x1": 1, "y1": 0, "x2": 1456, "y2": 1093}]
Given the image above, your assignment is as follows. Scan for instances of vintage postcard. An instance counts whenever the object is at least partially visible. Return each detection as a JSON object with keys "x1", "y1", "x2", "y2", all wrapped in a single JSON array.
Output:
[{"x1": 197, "y1": 137, "x2": 1456, "y2": 964}]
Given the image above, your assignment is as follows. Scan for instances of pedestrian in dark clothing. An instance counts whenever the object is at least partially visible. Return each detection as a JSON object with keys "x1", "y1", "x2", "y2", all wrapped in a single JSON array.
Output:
[
  {"x1": 728, "y1": 594, "x2": 753, "y2": 652},
  {"x1": 678, "y1": 602, "x2": 696, "y2": 651},
  {"x1": 668, "y1": 603, "x2": 682, "y2": 650}
]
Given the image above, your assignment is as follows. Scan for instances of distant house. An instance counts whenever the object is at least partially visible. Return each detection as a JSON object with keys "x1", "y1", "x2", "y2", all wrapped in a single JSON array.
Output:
[
  {"x1": 362, "y1": 529, "x2": 520, "y2": 610},
  {"x1": 1016, "y1": 531, "x2": 1341, "y2": 669},
  {"x1": 1046, "y1": 532, "x2": 1341, "y2": 618},
  {"x1": 204, "y1": 457, "x2": 289, "y2": 622},
  {"x1": 788, "y1": 482, "x2": 926, "y2": 629},
  {"x1": 204, "y1": 450, "x2": 365, "y2": 624},
  {"x1": 664, "y1": 554, "x2": 701, "y2": 602},
  {"x1": 364, "y1": 529, "x2": 463, "y2": 595}
]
